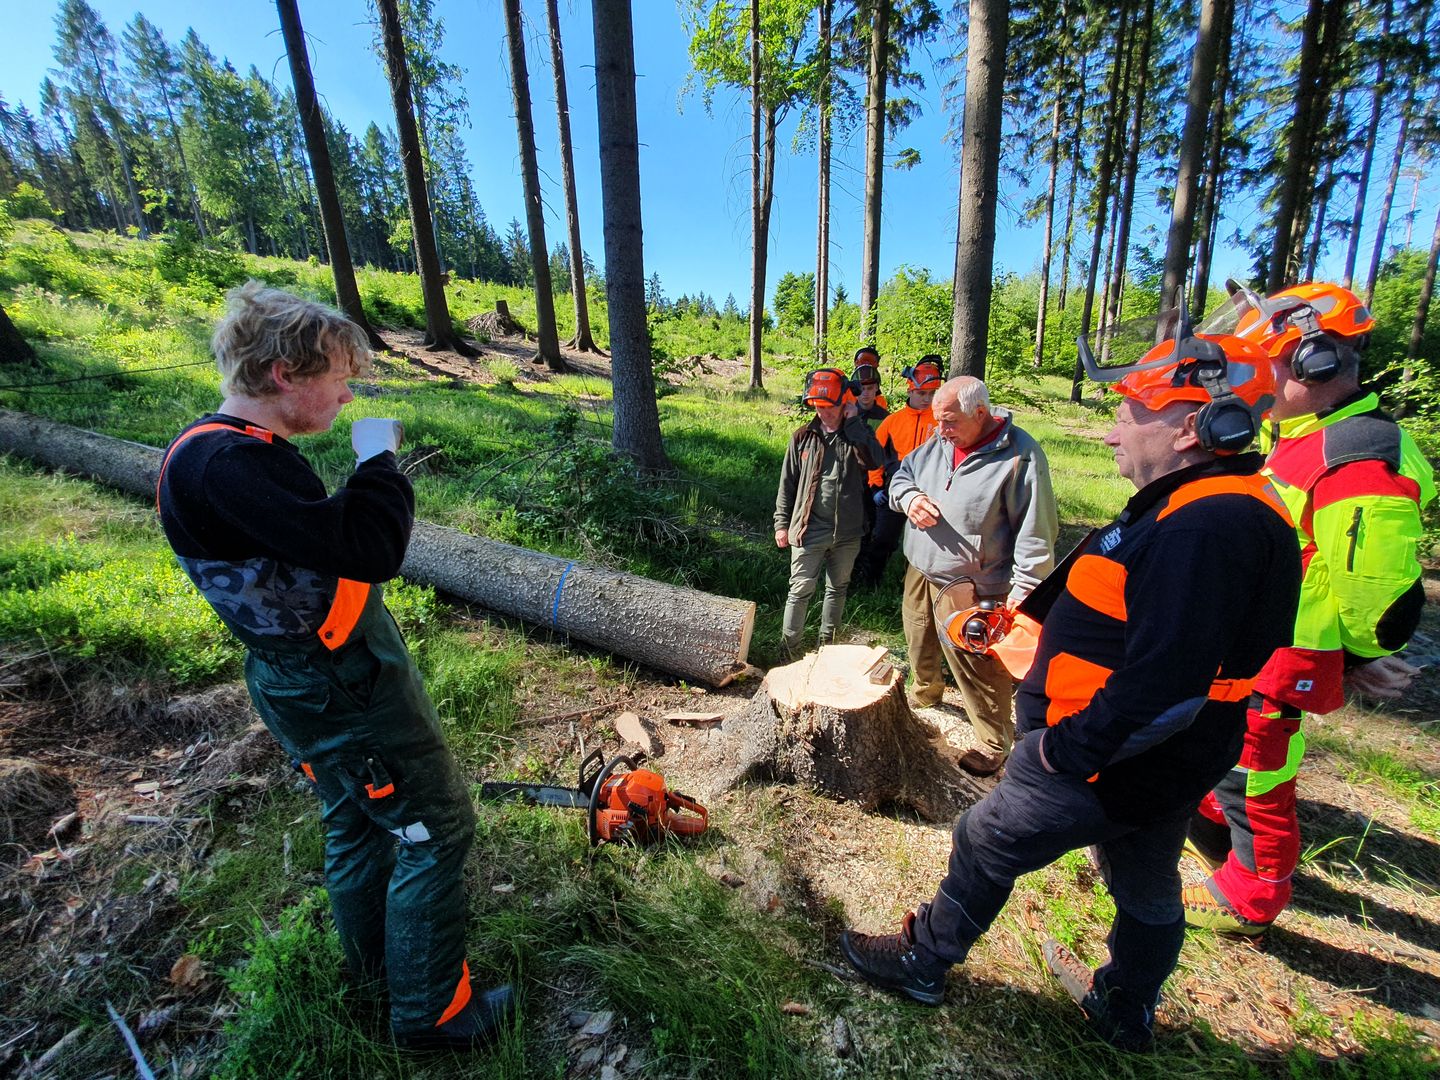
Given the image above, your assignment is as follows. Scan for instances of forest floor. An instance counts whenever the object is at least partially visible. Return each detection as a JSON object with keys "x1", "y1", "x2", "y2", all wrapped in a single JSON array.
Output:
[{"x1": 1, "y1": 329, "x2": 1437, "y2": 1079}]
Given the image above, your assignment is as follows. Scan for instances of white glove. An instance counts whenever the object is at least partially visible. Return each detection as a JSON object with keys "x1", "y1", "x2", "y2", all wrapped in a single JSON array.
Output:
[
  {"x1": 351, "y1": 418, "x2": 404, "y2": 463},
  {"x1": 1346, "y1": 655, "x2": 1422, "y2": 700}
]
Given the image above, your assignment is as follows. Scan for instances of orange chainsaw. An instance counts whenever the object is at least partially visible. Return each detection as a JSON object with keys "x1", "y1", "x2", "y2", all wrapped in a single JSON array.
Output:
[{"x1": 480, "y1": 748, "x2": 708, "y2": 846}]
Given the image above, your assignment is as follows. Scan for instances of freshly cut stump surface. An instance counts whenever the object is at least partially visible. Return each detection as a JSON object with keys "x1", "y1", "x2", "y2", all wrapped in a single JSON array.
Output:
[{"x1": 715, "y1": 645, "x2": 991, "y2": 821}]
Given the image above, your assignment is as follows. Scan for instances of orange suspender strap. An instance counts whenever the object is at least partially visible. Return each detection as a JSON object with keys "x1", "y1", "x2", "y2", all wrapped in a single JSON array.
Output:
[
  {"x1": 157, "y1": 420, "x2": 370, "y2": 652},
  {"x1": 155, "y1": 421, "x2": 274, "y2": 512},
  {"x1": 317, "y1": 576, "x2": 370, "y2": 651},
  {"x1": 435, "y1": 960, "x2": 473, "y2": 1027}
]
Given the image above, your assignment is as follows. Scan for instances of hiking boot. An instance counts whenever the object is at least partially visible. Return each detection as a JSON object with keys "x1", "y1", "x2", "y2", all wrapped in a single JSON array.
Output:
[
  {"x1": 396, "y1": 983, "x2": 515, "y2": 1052},
  {"x1": 839, "y1": 912, "x2": 948, "y2": 1005},
  {"x1": 1181, "y1": 883, "x2": 1270, "y2": 938},
  {"x1": 958, "y1": 748, "x2": 1005, "y2": 777},
  {"x1": 1041, "y1": 939, "x2": 1155, "y2": 1053},
  {"x1": 1180, "y1": 837, "x2": 1224, "y2": 877}
]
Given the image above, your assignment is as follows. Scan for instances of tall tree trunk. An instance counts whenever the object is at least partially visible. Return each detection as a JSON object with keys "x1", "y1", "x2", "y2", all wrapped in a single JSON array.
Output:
[
  {"x1": 82, "y1": 36, "x2": 147, "y2": 238},
  {"x1": 1161, "y1": 0, "x2": 1221, "y2": 313},
  {"x1": 277, "y1": 0, "x2": 384, "y2": 350},
  {"x1": 1097, "y1": 4, "x2": 1140, "y2": 354},
  {"x1": 860, "y1": 0, "x2": 891, "y2": 338},
  {"x1": 503, "y1": 0, "x2": 564, "y2": 371},
  {"x1": 748, "y1": 0, "x2": 764, "y2": 389},
  {"x1": 1191, "y1": 0, "x2": 1235, "y2": 316},
  {"x1": 1106, "y1": 0, "x2": 1154, "y2": 333},
  {"x1": 592, "y1": 0, "x2": 668, "y2": 469},
  {"x1": 0, "y1": 303, "x2": 35, "y2": 365},
  {"x1": 1398, "y1": 202, "x2": 1440, "y2": 417},
  {"x1": 1034, "y1": 7, "x2": 1069, "y2": 371},
  {"x1": 1056, "y1": 51, "x2": 1088, "y2": 313},
  {"x1": 376, "y1": 0, "x2": 474, "y2": 354},
  {"x1": 1342, "y1": 0, "x2": 1392, "y2": 289},
  {"x1": 1365, "y1": 75, "x2": 1419, "y2": 305},
  {"x1": 546, "y1": 0, "x2": 600, "y2": 353},
  {"x1": 949, "y1": 0, "x2": 1010, "y2": 379},
  {"x1": 1071, "y1": 0, "x2": 1131, "y2": 403},
  {"x1": 156, "y1": 81, "x2": 205, "y2": 238},
  {"x1": 814, "y1": 0, "x2": 832, "y2": 361},
  {"x1": 1267, "y1": 0, "x2": 1344, "y2": 292}
]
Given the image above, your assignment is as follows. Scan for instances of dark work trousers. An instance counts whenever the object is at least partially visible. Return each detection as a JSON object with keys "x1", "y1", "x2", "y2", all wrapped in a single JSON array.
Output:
[
  {"x1": 242, "y1": 590, "x2": 477, "y2": 1036},
  {"x1": 910, "y1": 733, "x2": 1189, "y2": 1014},
  {"x1": 854, "y1": 498, "x2": 906, "y2": 587}
]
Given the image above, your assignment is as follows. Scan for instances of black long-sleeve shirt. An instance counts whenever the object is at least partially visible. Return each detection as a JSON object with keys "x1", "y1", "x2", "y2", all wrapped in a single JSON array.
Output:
[
  {"x1": 1016, "y1": 455, "x2": 1301, "y2": 823},
  {"x1": 158, "y1": 414, "x2": 414, "y2": 642}
]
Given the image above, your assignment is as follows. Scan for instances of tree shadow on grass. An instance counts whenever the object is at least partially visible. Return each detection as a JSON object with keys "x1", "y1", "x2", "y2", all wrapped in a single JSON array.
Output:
[
  {"x1": 1290, "y1": 871, "x2": 1440, "y2": 953},
  {"x1": 1297, "y1": 797, "x2": 1440, "y2": 894},
  {"x1": 1259, "y1": 925, "x2": 1440, "y2": 1020}
]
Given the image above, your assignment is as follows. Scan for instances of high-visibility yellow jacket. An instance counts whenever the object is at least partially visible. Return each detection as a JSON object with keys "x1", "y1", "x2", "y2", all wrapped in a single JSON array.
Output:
[{"x1": 1253, "y1": 392, "x2": 1435, "y2": 714}]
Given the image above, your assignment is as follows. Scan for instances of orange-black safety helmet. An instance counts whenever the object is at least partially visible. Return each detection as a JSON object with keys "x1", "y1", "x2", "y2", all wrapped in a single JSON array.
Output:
[
  {"x1": 903, "y1": 358, "x2": 944, "y2": 391},
  {"x1": 1113, "y1": 333, "x2": 1276, "y2": 454},
  {"x1": 803, "y1": 367, "x2": 851, "y2": 407}
]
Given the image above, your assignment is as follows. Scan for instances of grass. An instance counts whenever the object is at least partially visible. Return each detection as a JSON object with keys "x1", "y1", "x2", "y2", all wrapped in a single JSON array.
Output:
[{"x1": 3, "y1": 226, "x2": 1438, "y2": 1078}]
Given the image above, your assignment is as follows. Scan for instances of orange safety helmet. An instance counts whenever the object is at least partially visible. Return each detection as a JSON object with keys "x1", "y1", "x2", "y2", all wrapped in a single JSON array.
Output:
[
  {"x1": 1111, "y1": 333, "x2": 1276, "y2": 454},
  {"x1": 1206, "y1": 280, "x2": 1374, "y2": 384},
  {"x1": 903, "y1": 358, "x2": 944, "y2": 391},
  {"x1": 803, "y1": 367, "x2": 853, "y2": 407}
]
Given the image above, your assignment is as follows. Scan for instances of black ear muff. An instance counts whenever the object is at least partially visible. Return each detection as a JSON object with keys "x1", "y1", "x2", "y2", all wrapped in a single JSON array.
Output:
[
  {"x1": 1289, "y1": 329, "x2": 1341, "y2": 383},
  {"x1": 1192, "y1": 363, "x2": 1261, "y2": 453}
]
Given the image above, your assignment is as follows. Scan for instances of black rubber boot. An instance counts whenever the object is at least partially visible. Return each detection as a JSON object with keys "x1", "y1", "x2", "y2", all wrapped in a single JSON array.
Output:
[
  {"x1": 839, "y1": 912, "x2": 949, "y2": 1005},
  {"x1": 396, "y1": 983, "x2": 516, "y2": 1052}
]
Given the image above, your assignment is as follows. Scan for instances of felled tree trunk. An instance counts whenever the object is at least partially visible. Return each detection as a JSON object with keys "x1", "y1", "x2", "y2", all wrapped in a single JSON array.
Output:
[
  {"x1": 0, "y1": 409, "x2": 755, "y2": 686},
  {"x1": 714, "y1": 645, "x2": 990, "y2": 821}
]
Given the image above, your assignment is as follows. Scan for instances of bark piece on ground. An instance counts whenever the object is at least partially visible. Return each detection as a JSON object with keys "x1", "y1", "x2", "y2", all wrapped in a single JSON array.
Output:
[
  {"x1": 613, "y1": 710, "x2": 658, "y2": 756},
  {"x1": 707, "y1": 644, "x2": 990, "y2": 821}
]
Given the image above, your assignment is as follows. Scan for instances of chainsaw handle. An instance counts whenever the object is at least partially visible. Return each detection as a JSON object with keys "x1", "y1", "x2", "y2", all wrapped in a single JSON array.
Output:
[{"x1": 664, "y1": 790, "x2": 708, "y2": 837}]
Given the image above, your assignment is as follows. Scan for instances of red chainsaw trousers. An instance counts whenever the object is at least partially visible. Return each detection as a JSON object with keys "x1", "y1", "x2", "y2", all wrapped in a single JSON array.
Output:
[{"x1": 1191, "y1": 697, "x2": 1304, "y2": 925}]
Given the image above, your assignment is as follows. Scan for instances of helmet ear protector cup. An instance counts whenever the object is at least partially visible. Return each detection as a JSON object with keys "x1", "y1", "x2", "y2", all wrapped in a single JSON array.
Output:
[
  {"x1": 1285, "y1": 307, "x2": 1341, "y2": 383},
  {"x1": 1192, "y1": 359, "x2": 1264, "y2": 454}
]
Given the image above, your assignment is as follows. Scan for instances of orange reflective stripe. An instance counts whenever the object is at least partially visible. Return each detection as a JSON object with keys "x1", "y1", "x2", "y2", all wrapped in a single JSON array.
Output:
[
  {"x1": 1207, "y1": 676, "x2": 1255, "y2": 702},
  {"x1": 436, "y1": 960, "x2": 472, "y2": 1027},
  {"x1": 155, "y1": 421, "x2": 274, "y2": 512},
  {"x1": 300, "y1": 762, "x2": 317, "y2": 782},
  {"x1": 1157, "y1": 473, "x2": 1292, "y2": 524},
  {"x1": 317, "y1": 578, "x2": 370, "y2": 651},
  {"x1": 365, "y1": 781, "x2": 395, "y2": 799},
  {"x1": 1065, "y1": 555, "x2": 1128, "y2": 621},
  {"x1": 1044, "y1": 651, "x2": 1112, "y2": 727}
]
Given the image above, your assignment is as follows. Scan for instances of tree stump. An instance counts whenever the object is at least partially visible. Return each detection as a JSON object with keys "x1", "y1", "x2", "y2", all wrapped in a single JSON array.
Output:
[
  {"x1": 713, "y1": 644, "x2": 991, "y2": 821},
  {"x1": 465, "y1": 300, "x2": 528, "y2": 340}
]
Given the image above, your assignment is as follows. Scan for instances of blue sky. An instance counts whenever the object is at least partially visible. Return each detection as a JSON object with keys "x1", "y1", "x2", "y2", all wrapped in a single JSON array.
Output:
[{"x1": 4, "y1": 1, "x2": 1433, "y2": 312}]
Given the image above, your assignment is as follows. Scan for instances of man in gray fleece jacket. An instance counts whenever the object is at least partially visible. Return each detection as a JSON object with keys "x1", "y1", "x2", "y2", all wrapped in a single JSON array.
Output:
[
  {"x1": 890, "y1": 376, "x2": 1057, "y2": 773},
  {"x1": 774, "y1": 367, "x2": 884, "y2": 658}
]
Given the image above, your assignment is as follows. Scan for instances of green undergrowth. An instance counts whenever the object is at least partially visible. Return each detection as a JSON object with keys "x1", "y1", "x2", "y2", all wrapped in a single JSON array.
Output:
[{"x1": 1306, "y1": 726, "x2": 1440, "y2": 841}]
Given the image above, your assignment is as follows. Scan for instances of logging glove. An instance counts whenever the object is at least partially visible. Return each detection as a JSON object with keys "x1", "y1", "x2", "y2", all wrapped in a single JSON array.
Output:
[{"x1": 352, "y1": 418, "x2": 404, "y2": 463}]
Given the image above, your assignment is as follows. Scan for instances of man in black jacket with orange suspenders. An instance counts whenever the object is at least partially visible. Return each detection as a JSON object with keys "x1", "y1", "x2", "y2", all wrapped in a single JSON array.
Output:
[
  {"x1": 838, "y1": 328, "x2": 1301, "y2": 1051},
  {"x1": 157, "y1": 282, "x2": 512, "y2": 1052}
]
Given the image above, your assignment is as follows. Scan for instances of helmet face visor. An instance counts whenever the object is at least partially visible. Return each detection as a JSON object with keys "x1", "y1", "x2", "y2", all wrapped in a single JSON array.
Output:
[
  {"x1": 1077, "y1": 306, "x2": 1212, "y2": 383},
  {"x1": 1197, "y1": 281, "x2": 1270, "y2": 342}
]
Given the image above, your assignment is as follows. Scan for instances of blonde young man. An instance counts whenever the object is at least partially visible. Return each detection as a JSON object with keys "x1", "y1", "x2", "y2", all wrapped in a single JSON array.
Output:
[{"x1": 157, "y1": 283, "x2": 512, "y2": 1051}]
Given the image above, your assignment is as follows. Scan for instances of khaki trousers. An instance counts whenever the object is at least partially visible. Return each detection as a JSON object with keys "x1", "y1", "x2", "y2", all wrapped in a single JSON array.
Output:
[{"x1": 902, "y1": 563, "x2": 1016, "y2": 754}]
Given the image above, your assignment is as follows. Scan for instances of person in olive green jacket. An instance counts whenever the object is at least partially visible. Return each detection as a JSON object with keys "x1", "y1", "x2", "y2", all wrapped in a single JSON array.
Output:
[{"x1": 774, "y1": 367, "x2": 884, "y2": 658}]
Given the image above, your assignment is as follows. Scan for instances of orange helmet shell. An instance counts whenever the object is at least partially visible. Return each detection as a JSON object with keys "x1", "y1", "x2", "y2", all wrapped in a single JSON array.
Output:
[
  {"x1": 804, "y1": 368, "x2": 847, "y2": 407},
  {"x1": 905, "y1": 360, "x2": 944, "y2": 391},
  {"x1": 1250, "y1": 282, "x2": 1375, "y2": 358},
  {"x1": 1114, "y1": 333, "x2": 1276, "y2": 413}
]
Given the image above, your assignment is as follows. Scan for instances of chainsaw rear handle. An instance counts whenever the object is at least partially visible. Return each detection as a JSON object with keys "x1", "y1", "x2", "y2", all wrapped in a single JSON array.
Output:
[{"x1": 663, "y1": 789, "x2": 708, "y2": 836}]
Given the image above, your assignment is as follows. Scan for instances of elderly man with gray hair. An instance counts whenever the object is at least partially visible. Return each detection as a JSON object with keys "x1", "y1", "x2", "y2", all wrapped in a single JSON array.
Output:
[{"x1": 889, "y1": 376, "x2": 1058, "y2": 774}]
